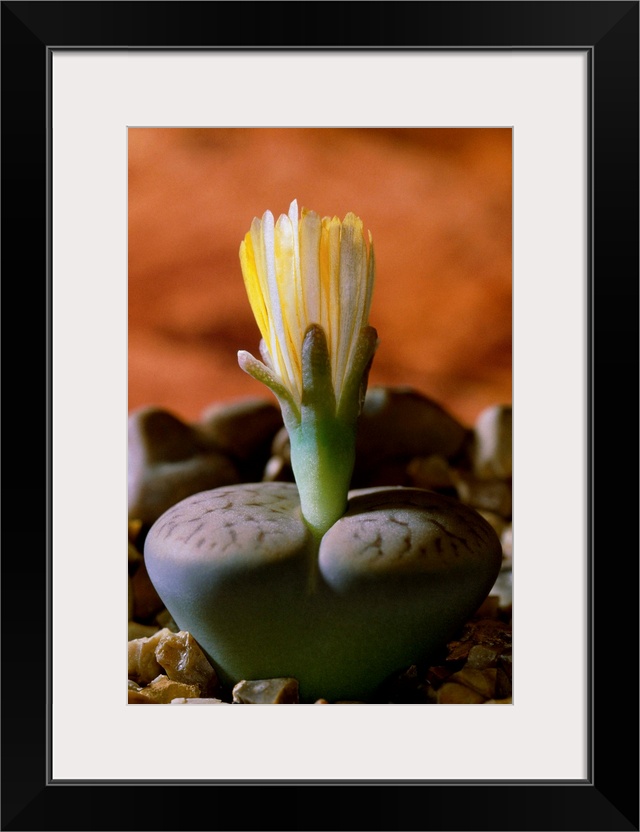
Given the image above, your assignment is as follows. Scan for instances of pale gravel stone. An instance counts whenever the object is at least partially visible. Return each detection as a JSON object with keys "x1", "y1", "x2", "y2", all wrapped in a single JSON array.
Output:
[
  {"x1": 128, "y1": 628, "x2": 171, "y2": 685},
  {"x1": 453, "y1": 474, "x2": 512, "y2": 519},
  {"x1": 465, "y1": 644, "x2": 503, "y2": 670},
  {"x1": 232, "y1": 678, "x2": 299, "y2": 704},
  {"x1": 437, "y1": 682, "x2": 486, "y2": 704},
  {"x1": 128, "y1": 621, "x2": 161, "y2": 641},
  {"x1": 130, "y1": 674, "x2": 201, "y2": 704},
  {"x1": 490, "y1": 566, "x2": 512, "y2": 610},
  {"x1": 270, "y1": 426, "x2": 291, "y2": 463},
  {"x1": 127, "y1": 682, "x2": 149, "y2": 704},
  {"x1": 447, "y1": 667, "x2": 498, "y2": 699},
  {"x1": 472, "y1": 404, "x2": 512, "y2": 480},
  {"x1": 262, "y1": 455, "x2": 290, "y2": 482},
  {"x1": 155, "y1": 630, "x2": 218, "y2": 695},
  {"x1": 501, "y1": 524, "x2": 513, "y2": 560}
]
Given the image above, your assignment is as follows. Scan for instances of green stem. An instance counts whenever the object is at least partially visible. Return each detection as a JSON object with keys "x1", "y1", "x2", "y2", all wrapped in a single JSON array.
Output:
[
  {"x1": 288, "y1": 415, "x2": 357, "y2": 540},
  {"x1": 239, "y1": 323, "x2": 378, "y2": 591}
]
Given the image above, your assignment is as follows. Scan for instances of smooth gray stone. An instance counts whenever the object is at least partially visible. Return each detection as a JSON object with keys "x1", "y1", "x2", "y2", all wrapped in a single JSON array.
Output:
[
  {"x1": 128, "y1": 406, "x2": 240, "y2": 525},
  {"x1": 472, "y1": 404, "x2": 512, "y2": 479},
  {"x1": 198, "y1": 397, "x2": 283, "y2": 465},
  {"x1": 353, "y1": 387, "x2": 470, "y2": 484}
]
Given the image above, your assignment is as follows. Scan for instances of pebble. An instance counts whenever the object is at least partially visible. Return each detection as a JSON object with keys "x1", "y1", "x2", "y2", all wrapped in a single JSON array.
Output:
[
  {"x1": 446, "y1": 618, "x2": 512, "y2": 663},
  {"x1": 437, "y1": 681, "x2": 487, "y2": 704},
  {"x1": 474, "y1": 594, "x2": 501, "y2": 619},
  {"x1": 406, "y1": 454, "x2": 456, "y2": 491},
  {"x1": 466, "y1": 643, "x2": 503, "y2": 669},
  {"x1": 198, "y1": 397, "x2": 283, "y2": 476},
  {"x1": 155, "y1": 630, "x2": 218, "y2": 696},
  {"x1": 447, "y1": 667, "x2": 498, "y2": 699},
  {"x1": 501, "y1": 524, "x2": 513, "y2": 559},
  {"x1": 127, "y1": 680, "x2": 148, "y2": 704},
  {"x1": 490, "y1": 563, "x2": 513, "y2": 610},
  {"x1": 434, "y1": 660, "x2": 512, "y2": 704},
  {"x1": 128, "y1": 627, "x2": 168, "y2": 685},
  {"x1": 453, "y1": 473, "x2": 512, "y2": 519},
  {"x1": 171, "y1": 698, "x2": 229, "y2": 704},
  {"x1": 128, "y1": 576, "x2": 135, "y2": 621},
  {"x1": 128, "y1": 519, "x2": 143, "y2": 545},
  {"x1": 128, "y1": 406, "x2": 241, "y2": 525},
  {"x1": 354, "y1": 387, "x2": 469, "y2": 480},
  {"x1": 128, "y1": 627, "x2": 218, "y2": 696},
  {"x1": 495, "y1": 667, "x2": 512, "y2": 699},
  {"x1": 232, "y1": 677, "x2": 300, "y2": 704},
  {"x1": 128, "y1": 541, "x2": 142, "y2": 569},
  {"x1": 262, "y1": 454, "x2": 293, "y2": 483},
  {"x1": 270, "y1": 426, "x2": 291, "y2": 463},
  {"x1": 497, "y1": 650, "x2": 512, "y2": 683},
  {"x1": 128, "y1": 622, "x2": 160, "y2": 641},
  {"x1": 355, "y1": 458, "x2": 413, "y2": 488},
  {"x1": 128, "y1": 674, "x2": 201, "y2": 704},
  {"x1": 130, "y1": 558, "x2": 165, "y2": 621},
  {"x1": 472, "y1": 404, "x2": 512, "y2": 479}
]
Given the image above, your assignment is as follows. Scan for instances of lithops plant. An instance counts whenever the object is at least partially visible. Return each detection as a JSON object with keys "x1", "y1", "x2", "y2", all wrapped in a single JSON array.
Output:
[{"x1": 145, "y1": 200, "x2": 502, "y2": 703}]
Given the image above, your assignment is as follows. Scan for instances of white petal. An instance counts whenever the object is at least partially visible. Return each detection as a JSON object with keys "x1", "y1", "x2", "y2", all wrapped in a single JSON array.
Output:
[{"x1": 275, "y1": 212, "x2": 302, "y2": 397}]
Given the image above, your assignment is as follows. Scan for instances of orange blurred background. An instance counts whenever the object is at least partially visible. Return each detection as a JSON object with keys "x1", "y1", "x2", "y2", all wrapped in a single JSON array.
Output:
[{"x1": 128, "y1": 128, "x2": 512, "y2": 428}]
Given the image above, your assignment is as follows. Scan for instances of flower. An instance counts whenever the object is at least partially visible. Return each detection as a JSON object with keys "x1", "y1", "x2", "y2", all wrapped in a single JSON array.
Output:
[
  {"x1": 238, "y1": 199, "x2": 376, "y2": 415},
  {"x1": 237, "y1": 199, "x2": 378, "y2": 539}
]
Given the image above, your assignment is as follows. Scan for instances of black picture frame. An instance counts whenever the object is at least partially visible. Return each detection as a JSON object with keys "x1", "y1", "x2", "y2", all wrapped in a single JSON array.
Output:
[{"x1": 2, "y1": 2, "x2": 638, "y2": 830}]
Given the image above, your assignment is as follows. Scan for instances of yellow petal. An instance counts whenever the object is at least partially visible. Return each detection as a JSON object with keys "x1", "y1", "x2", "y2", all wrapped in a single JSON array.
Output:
[
  {"x1": 239, "y1": 201, "x2": 375, "y2": 410},
  {"x1": 239, "y1": 233, "x2": 269, "y2": 346},
  {"x1": 320, "y1": 216, "x2": 342, "y2": 390}
]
